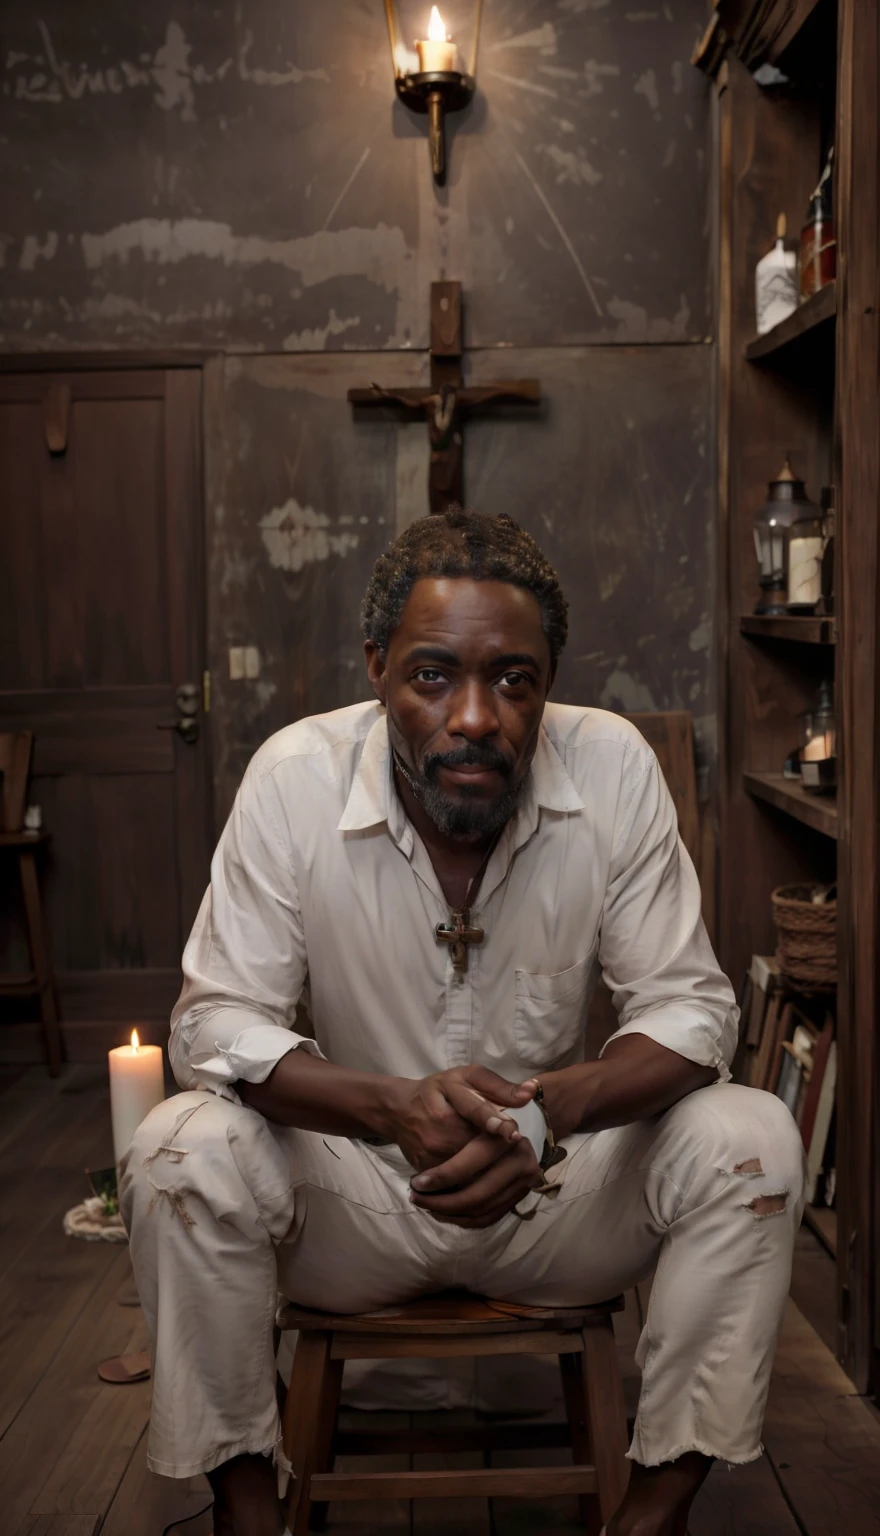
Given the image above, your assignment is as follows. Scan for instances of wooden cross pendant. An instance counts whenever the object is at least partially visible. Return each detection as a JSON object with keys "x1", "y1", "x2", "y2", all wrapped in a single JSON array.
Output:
[{"x1": 435, "y1": 908, "x2": 485, "y2": 973}]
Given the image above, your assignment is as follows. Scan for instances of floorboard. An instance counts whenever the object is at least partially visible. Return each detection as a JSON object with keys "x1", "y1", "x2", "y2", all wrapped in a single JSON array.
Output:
[
  {"x1": 15, "y1": 1517, "x2": 103, "y2": 1536},
  {"x1": 1, "y1": 1249, "x2": 148, "y2": 1534},
  {"x1": 101, "y1": 1427, "x2": 213, "y2": 1536},
  {"x1": 788, "y1": 1226, "x2": 836, "y2": 1355},
  {"x1": 688, "y1": 1454, "x2": 801, "y2": 1534},
  {"x1": 763, "y1": 1298, "x2": 880, "y2": 1531},
  {"x1": 0, "y1": 1079, "x2": 117, "y2": 1439}
]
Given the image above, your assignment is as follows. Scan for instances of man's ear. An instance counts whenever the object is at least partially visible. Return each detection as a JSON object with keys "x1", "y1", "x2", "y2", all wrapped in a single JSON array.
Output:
[{"x1": 364, "y1": 641, "x2": 388, "y2": 704}]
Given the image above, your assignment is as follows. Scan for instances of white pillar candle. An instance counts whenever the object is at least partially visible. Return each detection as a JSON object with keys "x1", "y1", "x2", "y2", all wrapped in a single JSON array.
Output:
[
  {"x1": 788, "y1": 535, "x2": 824, "y2": 606},
  {"x1": 802, "y1": 731, "x2": 835, "y2": 761},
  {"x1": 109, "y1": 1029, "x2": 165, "y2": 1167},
  {"x1": 417, "y1": 6, "x2": 456, "y2": 71}
]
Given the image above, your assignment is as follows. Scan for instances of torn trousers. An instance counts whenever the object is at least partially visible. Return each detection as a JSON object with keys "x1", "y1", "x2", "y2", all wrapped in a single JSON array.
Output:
[{"x1": 118, "y1": 1081, "x2": 805, "y2": 1480}]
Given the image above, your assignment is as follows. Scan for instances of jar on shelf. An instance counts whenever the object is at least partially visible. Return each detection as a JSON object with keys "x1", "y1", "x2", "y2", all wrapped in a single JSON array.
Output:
[
  {"x1": 798, "y1": 677, "x2": 836, "y2": 794},
  {"x1": 787, "y1": 479, "x2": 824, "y2": 612},
  {"x1": 755, "y1": 213, "x2": 799, "y2": 335},
  {"x1": 799, "y1": 147, "x2": 836, "y2": 298}
]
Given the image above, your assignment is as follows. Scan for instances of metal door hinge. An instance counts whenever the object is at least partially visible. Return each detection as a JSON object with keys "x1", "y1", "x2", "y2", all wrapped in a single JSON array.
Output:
[{"x1": 203, "y1": 669, "x2": 212, "y2": 714}]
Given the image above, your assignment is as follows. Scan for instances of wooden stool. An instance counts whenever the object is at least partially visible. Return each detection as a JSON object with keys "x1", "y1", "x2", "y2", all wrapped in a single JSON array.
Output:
[
  {"x1": 0, "y1": 731, "x2": 62, "y2": 1077},
  {"x1": 278, "y1": 1291, "x2": 630, "y2": 1535}
]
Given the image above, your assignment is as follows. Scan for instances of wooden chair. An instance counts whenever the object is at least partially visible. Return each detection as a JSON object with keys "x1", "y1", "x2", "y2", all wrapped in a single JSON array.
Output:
[
  {"x1": 278, "y1": 1290, "x2": 629, "y2": 1535},
  {"x1": 0, "y1": 731, "x2": 63, "y2": 1076}
]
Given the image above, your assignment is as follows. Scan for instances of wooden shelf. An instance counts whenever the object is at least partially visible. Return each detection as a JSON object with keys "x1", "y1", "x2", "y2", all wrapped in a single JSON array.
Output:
[
  {"x1": 745, "y1": 283, "x2": 837, "y2": 362},
  {"x1": 744, "y1": 772, "x2": 839, "y2": 839},
  {"x1": 740, "y1": 613, "x2": 835, "y2": 644}
]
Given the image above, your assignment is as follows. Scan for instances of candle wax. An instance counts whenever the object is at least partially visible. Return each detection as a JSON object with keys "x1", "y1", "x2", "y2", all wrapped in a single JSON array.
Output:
[
  {"x1": 416, "y1": 38, "x2": 456, "y2": 71},
  {"x1": 109, "y1": 1040, "x2": 165, "y2": 1166}
]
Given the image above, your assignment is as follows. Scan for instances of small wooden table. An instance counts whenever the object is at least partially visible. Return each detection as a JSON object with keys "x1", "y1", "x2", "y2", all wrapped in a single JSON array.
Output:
[{"x1": 0, "y1": 829, "x2": 62, "y2": 1077}]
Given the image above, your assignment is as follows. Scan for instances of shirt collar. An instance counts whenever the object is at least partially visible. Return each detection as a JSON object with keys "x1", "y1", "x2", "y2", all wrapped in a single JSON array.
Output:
[{"x1": 337, "y1": 713, "x2": 584, "y2": 833}]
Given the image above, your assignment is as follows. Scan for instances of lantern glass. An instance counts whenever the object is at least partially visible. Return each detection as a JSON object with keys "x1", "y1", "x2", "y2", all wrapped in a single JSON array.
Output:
[
  {"x1": 753, "y1": 456, "x2": 812, "y2": 616},
  {"x1": 798, "y1": 678, "x2": 836, "y2": 793},
  {"x1": 385, "y1": 1, "x2": 482, "y2": 81}
]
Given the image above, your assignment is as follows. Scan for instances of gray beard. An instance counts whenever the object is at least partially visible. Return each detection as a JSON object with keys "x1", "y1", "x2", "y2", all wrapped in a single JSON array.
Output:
[{"x1": 395, "y1": 752, "x2": 530, "y2": 839}]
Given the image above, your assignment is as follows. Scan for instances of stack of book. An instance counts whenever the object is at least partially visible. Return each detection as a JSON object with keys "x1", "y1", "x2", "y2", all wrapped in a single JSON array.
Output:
[{"x1": 738, "y1": 955, "x2": 836, "y2": 1205}]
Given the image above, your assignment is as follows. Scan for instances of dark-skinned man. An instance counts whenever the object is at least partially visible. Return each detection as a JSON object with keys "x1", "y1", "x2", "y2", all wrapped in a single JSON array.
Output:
[{"x1": 121, "y1": 508, "x2": 805, "y2": 1536}]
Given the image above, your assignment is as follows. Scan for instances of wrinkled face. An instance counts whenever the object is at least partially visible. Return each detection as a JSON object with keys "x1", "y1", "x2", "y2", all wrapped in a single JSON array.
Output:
[{"x1": 365, "y1": 577, "x2": 554, "y2": 839}]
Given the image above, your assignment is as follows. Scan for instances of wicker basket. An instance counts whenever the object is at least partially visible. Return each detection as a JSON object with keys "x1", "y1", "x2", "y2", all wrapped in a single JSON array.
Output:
[{"x1": 771, "y1": 883, "x2": 837, "y2": 993}]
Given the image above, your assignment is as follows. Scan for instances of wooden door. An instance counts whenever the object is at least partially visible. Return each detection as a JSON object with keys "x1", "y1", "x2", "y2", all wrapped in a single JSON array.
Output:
[{"x1": 0, "y1": 367, "x2": 211, "y2": 1059}]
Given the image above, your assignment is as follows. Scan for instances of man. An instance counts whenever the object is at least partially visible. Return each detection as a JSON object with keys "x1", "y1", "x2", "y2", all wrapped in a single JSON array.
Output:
[{"x1": 121, "y1": 508, "x2": 804, "y2": 1536}]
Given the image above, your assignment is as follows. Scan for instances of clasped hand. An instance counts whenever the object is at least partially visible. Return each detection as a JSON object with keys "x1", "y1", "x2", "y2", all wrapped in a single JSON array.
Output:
[{"x1": 388, "y1": 1065, "x2": 543, "y2": 1229}]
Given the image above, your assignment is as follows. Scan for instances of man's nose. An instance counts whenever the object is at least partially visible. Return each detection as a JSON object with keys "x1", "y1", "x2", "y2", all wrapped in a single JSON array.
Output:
[{"x1": 446, "y1": 680, "x2": 501, "y2": 740}]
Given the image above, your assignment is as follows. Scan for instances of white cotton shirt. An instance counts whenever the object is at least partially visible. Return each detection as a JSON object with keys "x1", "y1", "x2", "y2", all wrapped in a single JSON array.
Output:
[{"x1": 170, "y1": 701, "x2": 738, "y2": 1107}]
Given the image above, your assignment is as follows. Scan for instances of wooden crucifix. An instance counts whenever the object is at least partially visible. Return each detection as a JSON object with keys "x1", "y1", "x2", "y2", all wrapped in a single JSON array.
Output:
[
  {"x1": 435, "y1": 906, "x2": 485, "y2": 973},
  {"x1": 348, "y1": 282, "x2": 541, "y2": 514}
]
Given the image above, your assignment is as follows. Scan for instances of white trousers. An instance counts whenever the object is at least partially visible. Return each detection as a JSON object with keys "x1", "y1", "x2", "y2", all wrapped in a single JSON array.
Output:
[{"x1": 119, "y1": 1082, "x2": 805, "y2": 1481}]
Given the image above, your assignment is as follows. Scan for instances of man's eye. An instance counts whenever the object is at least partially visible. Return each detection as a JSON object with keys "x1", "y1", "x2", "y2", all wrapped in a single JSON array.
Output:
[
  {"x1": 500, "y1": 671, "x2": 529, "y2": 688},
  {"x1": 415, "y1": 668, "x2": 444, "y2": 684}
]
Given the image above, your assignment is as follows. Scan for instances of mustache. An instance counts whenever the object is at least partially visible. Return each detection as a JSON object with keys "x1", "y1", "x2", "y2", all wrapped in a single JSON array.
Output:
[{"x1": 422, "y1": 744, "x2": 514, "y2": 780}]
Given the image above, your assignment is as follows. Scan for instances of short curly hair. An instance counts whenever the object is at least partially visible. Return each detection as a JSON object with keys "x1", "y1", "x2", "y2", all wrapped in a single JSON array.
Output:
[{"x1": 361, "y1": 507, "x2": 568, "y2": 665}]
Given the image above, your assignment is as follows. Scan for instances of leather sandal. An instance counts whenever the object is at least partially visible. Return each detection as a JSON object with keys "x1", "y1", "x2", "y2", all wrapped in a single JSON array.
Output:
[{"x1": 97, "y1": 1350, "x2": 151, "y2": 1383}]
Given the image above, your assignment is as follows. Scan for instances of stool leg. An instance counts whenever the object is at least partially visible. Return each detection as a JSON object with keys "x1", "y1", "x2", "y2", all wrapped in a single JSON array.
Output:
[
  {"x1": 282, "y1": 1330, "x2": 336, "y2": 1536},
  {"x1": 309, "y1": 1353, "x2": 343, "y2": 1532},
  {"x1": 560, "y1": 1350, "x2": 601, "y2": 1535},
  {"x1": 581, "y1": 1318, "x2": 630, "y2": 1527},
  {"x1": 19, "y1": 850, "x2": 62, "y2": 1078}
]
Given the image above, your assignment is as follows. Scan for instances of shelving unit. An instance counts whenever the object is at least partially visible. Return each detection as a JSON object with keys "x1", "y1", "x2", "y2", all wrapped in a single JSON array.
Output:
[
  {"x1": 744, "y1": 281, "x2": 837, "y2": 360},
  {"x1": 743, "y1": 772, "x2": 838, "y2": 839},
  {"x1": 739, "y1": 613, "x2": 835, "y2": 644},
  {"x1": 707, "y1": 0, "x2": 880, "y2": 1391}
]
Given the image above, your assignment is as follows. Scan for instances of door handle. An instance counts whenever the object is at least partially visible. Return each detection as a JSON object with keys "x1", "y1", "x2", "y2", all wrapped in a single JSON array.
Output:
[
  {"x1": 157, "y1": 717, "x2": 199, "y2": 744},
  {"x1": 157, "y1": 681, "x2": 201, "y2": 744}
]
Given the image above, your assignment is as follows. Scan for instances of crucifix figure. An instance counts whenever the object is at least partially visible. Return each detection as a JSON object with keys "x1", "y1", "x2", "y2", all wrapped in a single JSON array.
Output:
[
  {"x1": 435, "y1": 907, "x2": 485, "y2": 973},
  {"x1": 348, "y1": 281, "x2": 541, "y2": 514}
]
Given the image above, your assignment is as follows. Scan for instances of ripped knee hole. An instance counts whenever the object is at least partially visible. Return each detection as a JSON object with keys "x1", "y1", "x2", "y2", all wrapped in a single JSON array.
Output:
[{"x1": 743, "y1": 1191, "x2": 788, "y2": 1218}]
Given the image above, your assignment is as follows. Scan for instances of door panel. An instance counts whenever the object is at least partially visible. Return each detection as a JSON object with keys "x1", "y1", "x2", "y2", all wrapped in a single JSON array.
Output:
[{"x1": 0, "y1": 367, "x2": 211, "y2": 1050}]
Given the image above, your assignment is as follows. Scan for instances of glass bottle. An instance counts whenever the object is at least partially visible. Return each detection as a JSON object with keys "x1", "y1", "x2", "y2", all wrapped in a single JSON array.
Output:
[{"x1": 800, "y1": 148, "x2": 836, "y2": 298}]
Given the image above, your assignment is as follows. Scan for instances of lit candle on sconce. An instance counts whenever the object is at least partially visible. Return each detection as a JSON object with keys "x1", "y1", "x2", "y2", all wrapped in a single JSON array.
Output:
[
  {"x1": 384, "y1": 0, "x2": 481, "y2": 184},
  {"x1": 416, "y1": 7, "x2": 456, "y2": 73},
  {"x1": 108, "y1": 1028, "x2": 165, "y2": 1168}
]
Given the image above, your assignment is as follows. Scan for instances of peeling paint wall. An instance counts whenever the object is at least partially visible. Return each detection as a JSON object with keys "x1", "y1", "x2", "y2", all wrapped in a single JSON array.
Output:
[
  {"x1": 1, "y1": 0, "x2": 717, "y2": 854},
  {"x1": 1, "y1": 3, "x2": 710, "y2": 350}
]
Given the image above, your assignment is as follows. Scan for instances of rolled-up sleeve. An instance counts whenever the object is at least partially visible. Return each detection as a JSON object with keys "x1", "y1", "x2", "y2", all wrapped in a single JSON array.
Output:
[
  {"x1": 598, "y1": 750, "x2": 739, "y2": 1081},
  {"x1": 169, "y1": 760, "x2": 322, "y2": 1098}
]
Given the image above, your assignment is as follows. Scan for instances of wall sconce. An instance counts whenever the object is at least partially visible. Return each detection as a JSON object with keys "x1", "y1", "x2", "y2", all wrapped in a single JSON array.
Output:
[{"x1": 384, "y1": 1, "x2": 482, "y2": 184}]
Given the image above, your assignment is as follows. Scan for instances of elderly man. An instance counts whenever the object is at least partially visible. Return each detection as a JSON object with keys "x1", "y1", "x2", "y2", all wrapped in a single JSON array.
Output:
[{"x1": 121, "y1": 508, "x2": 804, "y2": 1536}]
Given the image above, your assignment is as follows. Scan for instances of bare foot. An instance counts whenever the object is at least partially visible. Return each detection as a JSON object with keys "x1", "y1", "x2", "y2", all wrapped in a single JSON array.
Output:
[
  {"x1": 605, "y1": 1452, "x2": 712, "y2": 1536},
  {"x1": 206, "y1": 1452, "x2": 285, "y2": 1536}
]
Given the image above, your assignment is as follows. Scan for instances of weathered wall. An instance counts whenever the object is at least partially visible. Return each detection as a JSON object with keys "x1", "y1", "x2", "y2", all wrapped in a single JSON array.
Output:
[
  {"x1": 0, "y1": 0, "x2": 717, "y2": 852},
  {"x1": 1, "y1": 3, "x2": 710, "y2": 350}
]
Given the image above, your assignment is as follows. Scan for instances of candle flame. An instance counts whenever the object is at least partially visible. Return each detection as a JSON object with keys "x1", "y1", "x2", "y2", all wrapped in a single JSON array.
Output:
[
  {"x1": 428, "y1": 6, "x2": 447, "y2": 41},
  {"x1": 131, "y1": 1028, "x2": 140, "y2": 1053}
]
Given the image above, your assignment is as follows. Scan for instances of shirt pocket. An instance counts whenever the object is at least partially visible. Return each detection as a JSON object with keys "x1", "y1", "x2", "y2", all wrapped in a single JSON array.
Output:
[{"x1": 514, "y1": 947, "x2": 597, "y2": 1070}]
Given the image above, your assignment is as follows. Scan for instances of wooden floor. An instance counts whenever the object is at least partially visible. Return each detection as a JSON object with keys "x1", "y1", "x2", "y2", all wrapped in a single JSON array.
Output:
[{"x1": 3, "y1": 1066, "x2": 880, "y2": 1536}]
